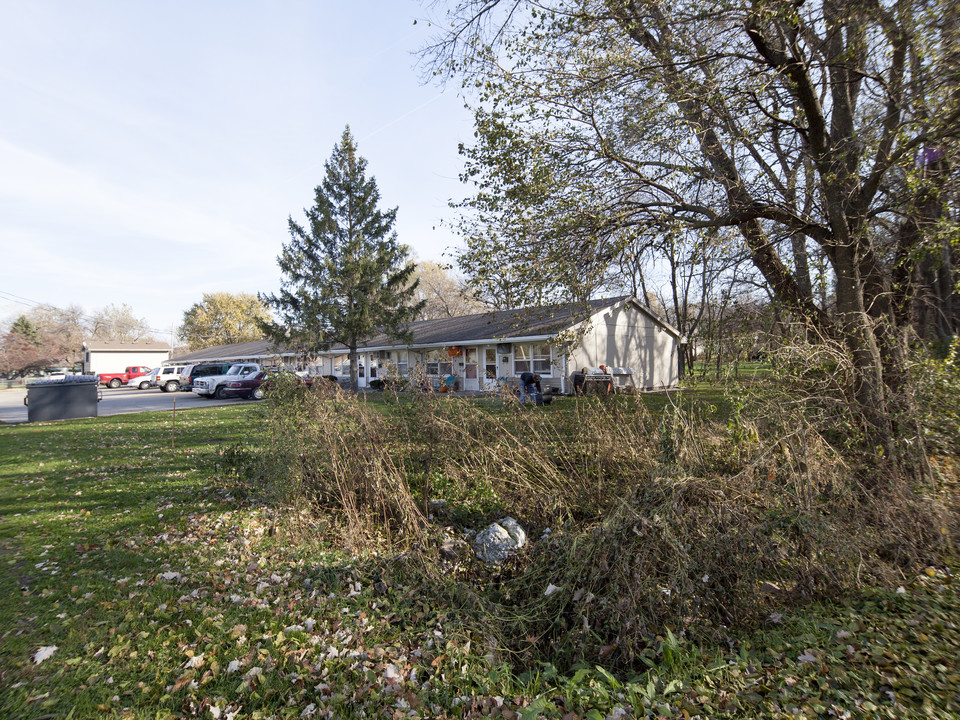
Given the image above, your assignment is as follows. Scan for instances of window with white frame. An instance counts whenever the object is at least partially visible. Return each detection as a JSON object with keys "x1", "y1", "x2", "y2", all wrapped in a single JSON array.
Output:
[
  {"x1": 332, "y1": 354, "x2": 350, "y2": 376},
  {"x1": 484, "y1": 348, "x2": 497, "y2": 379},
  {"x1": 424, "y1": 349, "x2": 452, "y2": 376},
  {"x1": 513, "y1": 343, "x2": 552, "y2": 375},
  {"x1": 533, "y1": 342, "x2": 552, "y2": 373},
  {"x1": 382, "y1": 350, "x2": 409, "y2": 376},
  {"x1": 513, "y1": 344, "x2": 532, "y2": 374}
]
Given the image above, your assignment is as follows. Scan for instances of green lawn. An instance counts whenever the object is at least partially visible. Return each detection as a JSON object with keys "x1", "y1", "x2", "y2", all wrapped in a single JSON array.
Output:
[{"x1": 1, "y1": 399, "x2": 957, "y2": 719}]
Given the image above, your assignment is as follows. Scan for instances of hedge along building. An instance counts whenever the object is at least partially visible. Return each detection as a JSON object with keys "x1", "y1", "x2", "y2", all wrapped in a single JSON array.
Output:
[{"x1": 313, "y1": 295, "x2": 682, "y2": 393}]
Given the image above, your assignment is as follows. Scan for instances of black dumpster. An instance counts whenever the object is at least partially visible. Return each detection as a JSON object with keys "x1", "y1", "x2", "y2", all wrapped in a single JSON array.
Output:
[{"x1": 25, "y1": 375, "x2": 100, "y2": 422}]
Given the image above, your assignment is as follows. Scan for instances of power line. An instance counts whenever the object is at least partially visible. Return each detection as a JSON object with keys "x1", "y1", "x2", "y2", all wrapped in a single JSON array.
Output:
[
  {"x1": 0, "y1": 289, "x2": 177, "y2": 337},
  {"x1": 0, "y1": 289, "x2": 271, "y2": 343},
  {"x1": 0, "y1": 290, "x2": 43, "y2": 308}
]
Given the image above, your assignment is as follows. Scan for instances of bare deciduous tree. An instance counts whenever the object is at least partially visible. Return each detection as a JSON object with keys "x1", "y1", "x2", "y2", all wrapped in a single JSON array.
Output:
[
  {"x1": 423, "y1": 0, "x2": 960, "y2": 470},
  {"x1": 88, "y1": 303, "x2": 156, "y2": 343},
  {"x1": 410, "y1": 261, "x2": 486, "y2": 319}
]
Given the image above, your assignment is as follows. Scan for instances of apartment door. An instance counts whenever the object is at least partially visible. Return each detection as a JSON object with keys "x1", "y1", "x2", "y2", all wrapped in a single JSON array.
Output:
[{"x1": 463, "y1": 347, "x2": 480, "y2": 391}]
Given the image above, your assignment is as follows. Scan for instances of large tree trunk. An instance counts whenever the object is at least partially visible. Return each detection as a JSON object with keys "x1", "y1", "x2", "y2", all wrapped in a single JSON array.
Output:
[
  {"x1": 833, "y1": 244, "x2": 897, "y2": 457},
  {"x1": 349, "y1": 347, "x2": 360, "y2": 391},
  {"x1": 892, "y1": 152, "x2": 954, "y2": 344},
  {"x1": 790, "y1": 232, "x2": 813, "y2": 302}
]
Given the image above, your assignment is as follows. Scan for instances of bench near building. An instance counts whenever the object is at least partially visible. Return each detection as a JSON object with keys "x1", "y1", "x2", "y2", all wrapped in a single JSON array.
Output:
[{"x1": 166, "y1": 296, "x2": 682, "y2": 394}]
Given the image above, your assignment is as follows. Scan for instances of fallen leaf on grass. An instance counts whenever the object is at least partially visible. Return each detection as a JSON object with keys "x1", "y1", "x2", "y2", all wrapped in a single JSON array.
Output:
[
  {"x1": 171, "y1": 672, "x2": 195, "y2": 692},
  {"x1": 229, "y1": 624, "x2": 247, "y2": 638},
  {"x1": 34, "y1": 646, "x2": 58, "y2": 664},
  {"x1": 598, "y1": 643, "x2": 617, "y2": 658}
]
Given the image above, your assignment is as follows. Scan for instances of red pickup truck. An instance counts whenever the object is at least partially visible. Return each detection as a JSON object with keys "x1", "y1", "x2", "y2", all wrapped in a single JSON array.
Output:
[{"x1": 99, "y1": 366, "x2": 152, "y2": 388}]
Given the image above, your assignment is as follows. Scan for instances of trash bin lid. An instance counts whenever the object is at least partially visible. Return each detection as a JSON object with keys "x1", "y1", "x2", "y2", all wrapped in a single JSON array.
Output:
[{"x1": 27, "y1": 375, "x2": 99, "y2": 387}]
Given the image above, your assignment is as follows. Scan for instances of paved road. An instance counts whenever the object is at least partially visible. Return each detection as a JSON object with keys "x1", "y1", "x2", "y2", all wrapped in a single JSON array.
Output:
[{"x1": 0, "y1": 386, "x2": 250, "y2": 424}]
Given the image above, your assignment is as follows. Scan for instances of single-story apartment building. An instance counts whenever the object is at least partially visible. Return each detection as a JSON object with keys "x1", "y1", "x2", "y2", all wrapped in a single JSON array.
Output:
[
  {"x1": 82, "y1": 341, "x2": 172, "y2": 375},
  {"x1": 167, "y1": 296, "x2": 682, "y2": 393}
]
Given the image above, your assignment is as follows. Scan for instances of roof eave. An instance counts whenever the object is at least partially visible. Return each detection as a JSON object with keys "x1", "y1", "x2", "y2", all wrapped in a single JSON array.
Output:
[{"x1": 319, "y1": 333, "x2": 558, "y2": 354}]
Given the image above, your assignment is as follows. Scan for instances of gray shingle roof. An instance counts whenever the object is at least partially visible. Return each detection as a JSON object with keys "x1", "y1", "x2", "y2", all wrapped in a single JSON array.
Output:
[
  {"x1": 171, "y1": 339, "x2": 294, "y2": 363},
  {"x1": 169, "y1": 296, "x2": 657, "y2": 362},
  {"x1": 357, "y1": 295, "x2": 630, "y2": 349}
]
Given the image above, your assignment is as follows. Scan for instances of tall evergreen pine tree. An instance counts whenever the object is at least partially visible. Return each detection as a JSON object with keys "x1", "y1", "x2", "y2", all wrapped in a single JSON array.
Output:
[
  {"x1": 10, "y1": 316, "x2": 41, "y2": 345},
  {"x1": 262, "y1": 127, "x2": 423, "y2": 389}
]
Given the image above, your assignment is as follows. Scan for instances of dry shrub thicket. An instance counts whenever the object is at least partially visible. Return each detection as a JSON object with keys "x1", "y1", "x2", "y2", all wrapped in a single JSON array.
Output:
[{"x1": 229, "y1": 353, "x2": 956, "y2": 671}]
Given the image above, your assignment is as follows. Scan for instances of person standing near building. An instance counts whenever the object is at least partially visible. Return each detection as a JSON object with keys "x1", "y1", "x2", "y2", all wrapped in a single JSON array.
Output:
[{"x1": 520, "y1": 371, "x2": 542, "y2": 404}]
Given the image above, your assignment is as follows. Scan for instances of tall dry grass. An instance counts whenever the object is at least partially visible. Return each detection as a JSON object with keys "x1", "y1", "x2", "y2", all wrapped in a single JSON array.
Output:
[{"x1": 227, "y1": 371, "x2": 953, "y2": 671}]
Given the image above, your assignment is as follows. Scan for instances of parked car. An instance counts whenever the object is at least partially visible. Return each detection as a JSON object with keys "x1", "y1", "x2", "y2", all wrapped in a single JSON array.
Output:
[
  {"x1": 180, "y1": 363, "x2": 233, "y2": 392},
  {"x1": 157, "y1": 365, "x2": 186, "y2": 392},
  {"x1": 219, "y1": 370, "x2": 268, "y2": 400},
  {"x1": 42, "y1": 366, "x2": 77, "y2": 379},
  {"x1": 219, "y1": 370, "x2": 312, "y2": 400},
  {"x1": 99, "y1": 366, "x2": 152, "y2": 388},
  {"x1": 193, "y1": 363, "x2": 261, "y2": 399},
  {"x1": 126, "y1": 367, "x2": 160, "y2": 389}
]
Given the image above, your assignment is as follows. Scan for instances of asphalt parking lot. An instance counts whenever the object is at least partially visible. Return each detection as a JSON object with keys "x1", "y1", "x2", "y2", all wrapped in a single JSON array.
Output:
[{"x1": 0, "y1": 385, "x2": 248, "y2": 424}]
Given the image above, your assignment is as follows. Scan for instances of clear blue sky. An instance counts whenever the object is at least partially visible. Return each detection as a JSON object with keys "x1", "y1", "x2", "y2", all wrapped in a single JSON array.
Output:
[{"x1": 0, "y1": 0, "x2": 473, "y2": 339}]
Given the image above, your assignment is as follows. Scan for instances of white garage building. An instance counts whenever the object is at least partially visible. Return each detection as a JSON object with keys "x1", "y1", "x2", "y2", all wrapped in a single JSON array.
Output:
[{"x1": 81, "y1": 341, "x2": 171, "y2": 375}]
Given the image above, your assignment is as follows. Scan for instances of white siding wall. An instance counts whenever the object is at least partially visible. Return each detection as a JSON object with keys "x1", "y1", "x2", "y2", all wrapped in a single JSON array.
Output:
[
  {"x1": 86, "y1": 350, "x2": 170, "y2": 376},
  {"x1": 568, "y1": 303, "x2": 679, "y2": 389}
]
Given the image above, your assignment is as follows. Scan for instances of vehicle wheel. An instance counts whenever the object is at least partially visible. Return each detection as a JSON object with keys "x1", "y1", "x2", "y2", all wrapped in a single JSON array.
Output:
[
  {"x1": 108, "y1": 378, "x2": 122, "y2": 388},
  {"x1": 164, "y1": 381, "x2": 179, "y2": 392},
  {"x1": 138, "y1": 380, "x2": 150, "y2": 389},
  {"x1": 251, "y1": 386, "x2": 265, "y2": 400},
  {"x1": 214, "y1": 385, "x2": 226, "y2": 400}
]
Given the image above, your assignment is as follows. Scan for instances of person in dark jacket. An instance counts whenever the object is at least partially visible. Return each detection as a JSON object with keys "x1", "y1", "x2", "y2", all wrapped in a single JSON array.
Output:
[{"x1": 520, "y1": 372, "x2": 542, "y2": 403}]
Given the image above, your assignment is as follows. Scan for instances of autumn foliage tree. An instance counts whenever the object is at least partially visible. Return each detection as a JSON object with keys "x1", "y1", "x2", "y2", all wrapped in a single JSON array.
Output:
[
  {"x1": 0, "y1": 316, "x2": 70, "y2": 379},
  {"x1": 179, "y1": 292, "x2": 270, "y2": 351}
]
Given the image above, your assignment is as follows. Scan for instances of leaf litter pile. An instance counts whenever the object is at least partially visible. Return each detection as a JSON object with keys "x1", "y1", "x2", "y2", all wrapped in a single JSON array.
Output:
[{"x1": 1, "y1": 405, "x2": 959, "y2": 719}]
